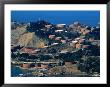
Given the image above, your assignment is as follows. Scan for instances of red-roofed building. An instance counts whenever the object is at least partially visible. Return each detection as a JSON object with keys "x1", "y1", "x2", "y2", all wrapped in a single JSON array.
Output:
[
  {"x1": 41, "y1": 63, "x2": 49, "y2": 69},
  {"x1": 22, "y1": 63, "x2": 31, "y2": 68},
  {"x1": 61, "y1": 40, "x2": 66, "y2": 43},
  {"x1": 49, "y1": 35, "x2": 55, "y2": 39},
  {"x1": 55, "y1": 37, "x2": 62, "y2": 40}
]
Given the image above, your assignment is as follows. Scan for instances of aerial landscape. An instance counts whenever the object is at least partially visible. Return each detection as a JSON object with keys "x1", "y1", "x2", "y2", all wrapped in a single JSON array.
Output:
[{"x1": 11, "y1": 11, "x2": 100, "y2": 77}]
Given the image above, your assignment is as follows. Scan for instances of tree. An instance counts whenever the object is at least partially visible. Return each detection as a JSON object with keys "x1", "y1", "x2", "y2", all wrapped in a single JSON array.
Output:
[
  {"x1": 78, "y1": 56, "x2": 100, "y2": 74},
  {"x1": 48, "y1": 48, "x2": 57, "y2": 53}
]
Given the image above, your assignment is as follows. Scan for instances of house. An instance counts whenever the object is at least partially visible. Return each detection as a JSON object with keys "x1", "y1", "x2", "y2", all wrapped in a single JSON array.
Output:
[
  {"x1": 91, "y1": 40, "x2": 100, "y2": 46},
  {"x1": 60, "y1": 50, "x2": 68, "y2": 53},
  {"x1": 51, "y1": 43, "x2": 59, "y2": 46},
  {"x1": 78, "y1": 38, "x2": 85, "y2": 43},
  {"x1": 22, "y1": 63, "x2": 31, "y2": 68},
  {"x1": 35, "y1": 63, "x2": 41, "y2": 68},
  {"x1": 75, "y1": 38, "x2": 80, "y2": 41},
  {"x1": 43, "y1": 46, "x2": 49, "y2": 48},
  {"x1": 82, "y1": 29, "x2": 90, "y2": 35},
  {"x1": 64, "y1": 37, "x2": 68, "y2": 40},
  {"x1": 73, "y1": 22, "x2": 81, "y2": 28},
  {"x1": 69, "y1": 24, "x2": 74, "y2": 29},
  {"x1": 80, "y1": 28, "x2": 86, "y2": 32},
  {"x1": 31, "y1": 49, "x2": 41, "y2": 54},
  {"x1": 56, "y1": 24, "x2": 66, "y2": 28},
  {"x1": 65, "y1": 61, "x2": 73, "y2": 66},
  {"x1": 89, "y1": 38, "x2": 94, "y2": 42},
  {"x1": 77, "y1": 25, "x2": 81, "y2": 30},
  {"x1": 82, "y1": 45, "x2": 90, "y2": 49},
  {"x1": 55, "y1": 37, "x2": 62, "y2": 40},
  {"x1": 75, "y1": 43, "x2": 82, "y2": 49},
  {"x1": 70, "y1": 43, "x2": 76, "y2": 48},
  {"x1": 41, "y1": 63, "x2": 49, "y2": 69},
  {"x1": 49, "y1": 35, "x2": 55, "y2": 39},
  {"x1": 72, "y1": 40, "x2": 78, "y2": 44},
  {"x1": 45, "y1": 25, "x2": 52, "y2": 29},
  {"x1": 60, "y1": 40, "x2": 66, "y2": 43},
  {"x1": 91, "y1": 27, "x2": 95, "y2": 31},
  {"x1": 55, "y1": 30, "x2": 63, "y2": 33},
  {"x1": 70, "y1": 41, "x2": 78, "y2": 48}
]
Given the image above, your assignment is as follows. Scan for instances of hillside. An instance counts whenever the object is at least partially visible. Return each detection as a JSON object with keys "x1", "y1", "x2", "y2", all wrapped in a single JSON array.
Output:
[{"x1": 11, "y1": 25, "x2": 49, "y2": 48}]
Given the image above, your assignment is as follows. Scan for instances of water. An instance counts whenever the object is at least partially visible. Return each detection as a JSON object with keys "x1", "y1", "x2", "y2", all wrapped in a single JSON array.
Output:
[
  {"x1": 11, "y1": 65, "x2": 47, "y2": 77},
  {"x1": 11, "y1": 65, "x2": 90, "y2": 77},
  {"x1": 11, "y1": 65, "x2": 24, "y2": 77}
]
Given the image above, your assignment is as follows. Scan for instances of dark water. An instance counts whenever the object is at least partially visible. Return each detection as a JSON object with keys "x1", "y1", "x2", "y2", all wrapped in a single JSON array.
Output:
[
  {"x1": 11, "y1": 65, "x2": 34, "y2": 77},
  {"x1": 11, "y1": 65, "x2": 24, "y2": 77}
]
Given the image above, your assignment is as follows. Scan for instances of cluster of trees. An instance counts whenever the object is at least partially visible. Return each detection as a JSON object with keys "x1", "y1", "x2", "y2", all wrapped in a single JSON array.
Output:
[
  {"x1": 82, "y1": 45, "x2": 100, "y2": 56},
  {"x1": 27, "y1": 20, "x2": 50, "y2": 32},
  {"x1": 59, "y1": 49, "x2": 83, "y2": 62},
  {"x1": 11, "y1": 52, "x2": 53, "y2": 61},
  {"x1": 85, "y1": 27, "x2": 100, "y2": 40},
  {"x1": 27, "y1": 20, "x2": 51, "y2": 39},
  {"x1": 78, "y1": 56, "x2": 100, "y2": 74}
]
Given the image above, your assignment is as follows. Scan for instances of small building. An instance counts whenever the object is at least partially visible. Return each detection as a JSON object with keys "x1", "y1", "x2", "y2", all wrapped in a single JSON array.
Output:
[
  {"x1": 70, "y1": 43, "x2": 76, "y2": 48},
  {"x1": 80, "y1": 28, "x2": 86, "y2": 32},
  {"x1": 22, "y1": 63, "x2": 30, "y2": 68},
  {"x1": 72, "y1": 40, "x2": 78, "y2": 44},
  {"x1": 56, "y1": 24, "x2": 66, "y2": 28},
  {"x1": 67, "y1": 39, "x2": 72, "y2": 42},
  {"x1": 91, "y1": 40, "x2": 100, "y2": 46},
  {"x1": 45, "y1": 25, "x2": 52, "y2": 29},
  {"x1": 89, "y1": 38, "x2": 94, "y2": 42},
  {"x1": 70, "y1": 41, "x2": 78, "y2": 48},
  {"x1": 51, "y1": 43, "x2": 59, "y2": 46},
  {"x1": 36, "y1": 63, "x2": 41, "y2": 68},
  {"x1": 43, "y1": 46, "x2": 49, "y2": 48},
  {"x1": 49, "y1": 35, "x2": 55, "y2": 39},
  {"x1": 82, "y1": 29, "x2": 90, "y2": 35},
  {"x1": 55, "y1": 37, "x2": 62, "y2": 40},
  {"x1": 75, "y1": 38, "x2": 80, "y2": 41},
  {"x1": 41, "y1": 63, "x2": 49, "y2": 69},
  {"x1": 77, "y1": 25, "x2": 81, "y2": 30},
  {"x1": 60, "y1": 50, "x2": 68, "y2": 53},
  {"x1": 78, "y1": 38, "x2": 85, "y2": 43},
  {"x1": 96, "y1": 26, "x2": 100, "y2": 29},
  {"x1": 82, "y1": 45, "x2": 90, "y2": 49},
  {"x1": 75, "y1": 43, "x2": 82, "y2": 49},
  {"x1": 60, "y1": 39, "x2": 66, "y2": 43},
  {"x1": 65, "y1": 61, "x2": 73, "y2": 66},
  {"x1": 64, "y1": 37, "x2": 68, "y2": 40},
  {"x1": 55, "y1": 30, "x2": 63, "y2": 32},
  {"x1": 31, "y1": 49, "x2": 41, "y2": 55},
  {"x1": 91, "y1": 27, "x2": 95, "y2": 31}
]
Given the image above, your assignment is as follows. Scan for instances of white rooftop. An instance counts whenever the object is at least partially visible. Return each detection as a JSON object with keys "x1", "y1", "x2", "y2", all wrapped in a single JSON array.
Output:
[
  {"x1": 57, "y1": 24, "x2": 66, "y2": 25},
  {"x1": 72, "y1": 41, "x2": 78, "y2": 43}
]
